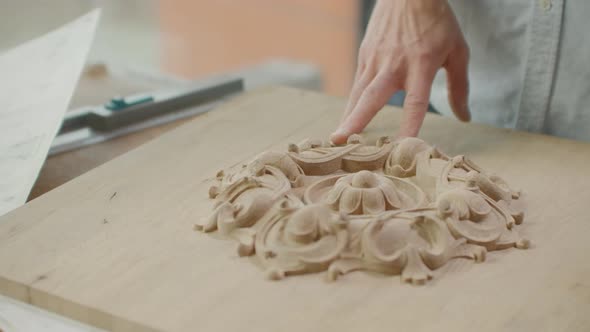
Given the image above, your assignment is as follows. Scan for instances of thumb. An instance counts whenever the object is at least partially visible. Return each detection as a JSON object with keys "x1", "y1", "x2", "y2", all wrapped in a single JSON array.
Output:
[{"x1": 445, "y1": 45, "x2": 470, "y2": 122}]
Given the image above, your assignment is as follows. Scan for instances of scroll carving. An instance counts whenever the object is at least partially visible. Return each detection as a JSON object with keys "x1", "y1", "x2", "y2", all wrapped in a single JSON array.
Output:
[{"x1": 196, "y1": 136, "x2": 529, "y2": 285}]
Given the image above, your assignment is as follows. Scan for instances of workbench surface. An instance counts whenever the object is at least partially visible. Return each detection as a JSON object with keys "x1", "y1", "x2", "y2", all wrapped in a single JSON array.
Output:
[{"x1": 1, "y1": 87, "x2": 589, "y2": 331}]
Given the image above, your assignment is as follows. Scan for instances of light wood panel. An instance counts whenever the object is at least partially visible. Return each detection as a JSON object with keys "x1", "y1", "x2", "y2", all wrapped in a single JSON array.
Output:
[{"x1": 1, "y1": 87, "x2": 589, "y2": 331}]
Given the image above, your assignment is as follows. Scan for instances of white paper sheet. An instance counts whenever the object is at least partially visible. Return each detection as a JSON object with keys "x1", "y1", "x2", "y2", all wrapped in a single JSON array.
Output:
[
  {"x1": 0, "y1": 294, "x2": 103, "y2": 332},
  {"x1": 0, "y1": 10, "x2": 100, "y2": 216}
]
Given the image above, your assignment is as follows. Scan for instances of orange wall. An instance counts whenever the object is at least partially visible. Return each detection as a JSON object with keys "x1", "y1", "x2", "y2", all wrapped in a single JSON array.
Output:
[{"x1": 159, "y1": 0, "x2": 359, "y2": 95}]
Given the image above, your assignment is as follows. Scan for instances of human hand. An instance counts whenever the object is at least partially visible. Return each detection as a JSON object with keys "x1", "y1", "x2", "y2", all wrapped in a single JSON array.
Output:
[{"x1": 331, "y1": 0, "x2": 470, "y2": 144}]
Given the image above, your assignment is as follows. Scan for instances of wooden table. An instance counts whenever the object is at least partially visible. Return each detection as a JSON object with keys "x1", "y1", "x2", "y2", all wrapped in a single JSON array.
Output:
[
  {"x1": 29, "y1": 65, "x2": 189, "y2": 200},
  {"x1": 1, "y1": 87, "x2": 589, "y2": 331}
]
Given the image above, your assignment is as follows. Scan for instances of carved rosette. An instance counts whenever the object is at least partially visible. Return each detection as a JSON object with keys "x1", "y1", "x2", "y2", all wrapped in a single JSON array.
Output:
[{"x1": 196, "y1": 135, "x2": 529, "y2": 285}]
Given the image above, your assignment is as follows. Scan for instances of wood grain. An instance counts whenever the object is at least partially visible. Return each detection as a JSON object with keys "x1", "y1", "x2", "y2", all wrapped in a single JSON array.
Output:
[{"x1": 1, "y1": 87, "x2": 589, "y2": 331}]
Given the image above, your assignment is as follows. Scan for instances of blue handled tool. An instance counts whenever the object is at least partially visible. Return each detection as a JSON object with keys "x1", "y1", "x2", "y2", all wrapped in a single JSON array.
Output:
[{"x1": 50, "y1": 76, "x2": 243, "y2": 155}]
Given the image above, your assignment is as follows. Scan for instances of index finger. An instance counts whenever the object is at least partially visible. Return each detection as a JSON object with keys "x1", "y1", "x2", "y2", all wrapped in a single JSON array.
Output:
[{"x1": 331, "y1": 72, "x2": 398, "y2": 144}]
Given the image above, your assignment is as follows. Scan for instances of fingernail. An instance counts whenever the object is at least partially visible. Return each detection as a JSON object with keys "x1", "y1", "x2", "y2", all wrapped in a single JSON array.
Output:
[{"x1": 330, "y1": 128, "x2": 350, "y2": 145}]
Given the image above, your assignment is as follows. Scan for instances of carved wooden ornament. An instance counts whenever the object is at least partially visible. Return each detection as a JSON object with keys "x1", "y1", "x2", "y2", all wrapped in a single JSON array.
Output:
[{"x1": 195, "y1": 136, "x2": 529, "y2": 285}]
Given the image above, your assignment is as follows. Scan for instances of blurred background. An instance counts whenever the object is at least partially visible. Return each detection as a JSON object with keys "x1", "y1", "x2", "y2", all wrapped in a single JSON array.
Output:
[{"x1": 0, "y1": 0, "x2": 378, "y2": 96}]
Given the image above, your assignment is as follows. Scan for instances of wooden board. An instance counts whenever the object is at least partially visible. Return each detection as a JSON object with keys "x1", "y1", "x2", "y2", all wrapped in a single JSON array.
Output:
[{"x1": 0, "y1": 87, "x2": 589, "y2": 331}]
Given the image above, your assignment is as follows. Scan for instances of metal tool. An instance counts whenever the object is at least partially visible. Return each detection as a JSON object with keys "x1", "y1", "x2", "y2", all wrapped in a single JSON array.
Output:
[{"x1": 50, "y1": 76, "x2": 243, "y2": 155}]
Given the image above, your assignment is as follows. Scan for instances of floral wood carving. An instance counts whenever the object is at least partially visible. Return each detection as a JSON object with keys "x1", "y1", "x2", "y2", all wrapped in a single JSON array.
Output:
[{"x1": 195, "y1": 136, "x2": 529, "y2": 285}]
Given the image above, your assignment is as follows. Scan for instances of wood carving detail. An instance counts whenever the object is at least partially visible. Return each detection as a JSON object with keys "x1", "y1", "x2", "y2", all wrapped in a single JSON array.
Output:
[{"x1": 196, "y1": 136, "x2": 529, "y2": 285}]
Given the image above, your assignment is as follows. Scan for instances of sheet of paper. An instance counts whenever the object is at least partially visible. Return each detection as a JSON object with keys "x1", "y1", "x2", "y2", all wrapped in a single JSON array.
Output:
[
  {"x1": 0, "y1": 294, "x2": 104, "y2": 332},
  {"x1": 0, "y1": 10, "x2": 100, "y2": 216}
]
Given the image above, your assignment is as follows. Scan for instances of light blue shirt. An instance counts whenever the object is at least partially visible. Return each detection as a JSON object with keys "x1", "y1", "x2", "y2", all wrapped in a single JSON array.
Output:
[{"x1": 430, "y1": 0, "x2": 590, "y2": 141}]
